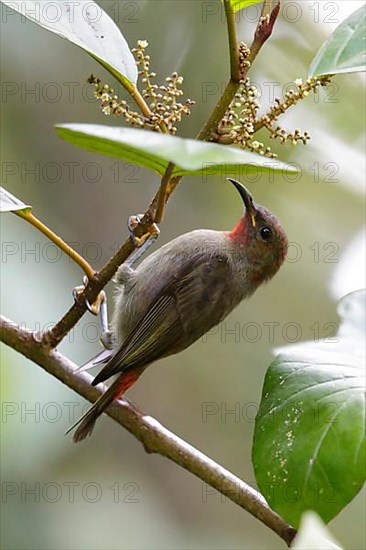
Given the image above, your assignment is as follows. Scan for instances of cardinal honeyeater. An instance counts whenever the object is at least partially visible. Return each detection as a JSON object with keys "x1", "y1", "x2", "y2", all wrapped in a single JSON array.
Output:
[{"x1": 70, "y1": 178, "x2": 288, "y2": 442}]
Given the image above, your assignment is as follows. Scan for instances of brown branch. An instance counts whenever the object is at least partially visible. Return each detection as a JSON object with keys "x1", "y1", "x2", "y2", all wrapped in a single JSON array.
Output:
[
  {"x1": 42, "y1": 162, "x2": 183, "y2": 350},
  {"x1": 1, "y1": 315, "x2": 297, "y2": 547},
  {"x1": 153, "y1": 162, "x2": 175, "y2": 223},
  {"x1": 42, "y1": 237, "x2": 135, "y2": 348}
]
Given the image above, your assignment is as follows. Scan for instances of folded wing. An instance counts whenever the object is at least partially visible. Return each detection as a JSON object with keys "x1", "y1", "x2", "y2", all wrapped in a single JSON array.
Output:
[{"x1": 92, "y1": 255, "x2": 233, "y2": 386}]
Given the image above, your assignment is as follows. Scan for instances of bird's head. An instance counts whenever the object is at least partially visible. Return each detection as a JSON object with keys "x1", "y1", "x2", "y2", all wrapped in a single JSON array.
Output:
[{"x1": 228, "y1": 178, "x2": 288, "y2": 284}]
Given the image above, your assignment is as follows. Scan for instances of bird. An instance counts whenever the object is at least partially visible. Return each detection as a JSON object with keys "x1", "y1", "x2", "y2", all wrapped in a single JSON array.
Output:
[{"x1": 69, "y1": 178, "x2": 288, "y2": 442}]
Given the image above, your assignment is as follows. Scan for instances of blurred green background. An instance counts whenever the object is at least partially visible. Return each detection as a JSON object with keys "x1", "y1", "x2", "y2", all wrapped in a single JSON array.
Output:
[{"x1": 1, "y1": 1, "x2": 365, "y2": 549}]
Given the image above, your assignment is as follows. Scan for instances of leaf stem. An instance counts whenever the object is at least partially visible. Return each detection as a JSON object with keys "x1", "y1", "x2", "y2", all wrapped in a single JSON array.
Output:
[{"x1": 15, "y1": 210, "x2": 96, "y2": 282}]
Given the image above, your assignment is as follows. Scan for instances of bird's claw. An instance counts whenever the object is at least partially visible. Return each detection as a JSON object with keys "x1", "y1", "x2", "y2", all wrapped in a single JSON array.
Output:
[
  {"x1": 72, "y1": 276, "x2": 106, "y2": 316},
  {"x1": 100, "y1": 329, "x2": 114, "y2": 350},
  {"x1": 128, "y1": 214, "x2": 160, "y2": 248},
  {"x1": 72, "y1": 275, "x2": 89, "y2": 303},
  {"x1": 86, "y1": 290, "x2": 106, "y2": 316}
]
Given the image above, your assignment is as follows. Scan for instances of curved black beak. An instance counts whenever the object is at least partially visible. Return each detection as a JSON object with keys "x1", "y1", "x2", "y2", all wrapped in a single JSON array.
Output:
[{"x1": 227, "y1": 178, "x2": 257, "y2": 226}]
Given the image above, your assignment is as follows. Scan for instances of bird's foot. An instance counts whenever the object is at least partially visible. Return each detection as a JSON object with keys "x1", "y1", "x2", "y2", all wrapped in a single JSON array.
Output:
[
  {"x1": 100, "y1": 329, "x2": 114, "y2": 350},
  {"x1": 128, "y1": 214, "x2": 160, "y2": 246},
  {"x1": 72, "y1": 276, "x2": 106, "y2": 316},
  {"x1": 127, "y1": 214, "x2": 160, "y2": 266},
  {"x1": 72, "y1": 277, "x2": 113, "y2": 349}
]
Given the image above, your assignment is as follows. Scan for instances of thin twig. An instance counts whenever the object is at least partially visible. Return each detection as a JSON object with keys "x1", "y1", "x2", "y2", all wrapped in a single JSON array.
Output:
[
  {"x1": 197, "y1": 1, "x2": 280, "y2": 142},
  {"x1": 224, "y1": 0, "x2": 240, "y2": 82},
  {"x1": 0, "y1": 315, "x2": 297, "y2": 547},
  {"x1": 153, "y1": 162, "x2": 175, "y2": 223},
  {"x1": 249, "y1": 2, "x2": 280, "y2": 63}
]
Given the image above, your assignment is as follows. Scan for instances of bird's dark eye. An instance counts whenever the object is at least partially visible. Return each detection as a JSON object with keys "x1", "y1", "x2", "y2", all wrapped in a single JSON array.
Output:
[{"x1": 260, "y1": 226, "x2": 272, "y2": 240}]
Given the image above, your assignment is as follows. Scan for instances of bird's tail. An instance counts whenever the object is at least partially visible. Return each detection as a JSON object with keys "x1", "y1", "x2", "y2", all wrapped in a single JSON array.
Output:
[{"x1": 67, "y1": 367, "x2": 145, "y2": 443}]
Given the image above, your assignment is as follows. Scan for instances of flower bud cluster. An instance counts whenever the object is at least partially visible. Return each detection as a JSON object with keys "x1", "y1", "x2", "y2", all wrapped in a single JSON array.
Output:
[
  {"x1": 88, "y1": 41, "x2": 195, "y2": 134},
  {"x1": 218, "y1": 77, "x2": 277, "y2": 158},
  {"x1": 215, "y1": 74, "x2": 331, "y2": 157},
  {"x1": 87, "y1": 75, "x2": 144, "y2": 125},
  {"x1": 260, "y1": 76, "x2": 331, "y2": 145}
]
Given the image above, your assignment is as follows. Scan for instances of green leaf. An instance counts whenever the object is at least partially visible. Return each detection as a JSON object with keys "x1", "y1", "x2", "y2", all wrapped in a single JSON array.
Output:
[
  {"x1": 292, "y1": 511, "x2": 343, "y2": 550},
  {"x1": 225, "y1": 0, "x2": 263, "y2": 13},
  {"x1": 55, "y1": 124, "x2": 296, "y2": 177},
  {"x1": 0, "y1": 0, "x2": 137, "y2": 86},
  {"x1": 309, "y1": 5, "x2": 366, "y2": 76},
  {"x1": 253, "y1": 290, "x2": 365, "y2": 528},
  {"x1": 0, "y1": 186, "x2": 31, "y2": 213}
]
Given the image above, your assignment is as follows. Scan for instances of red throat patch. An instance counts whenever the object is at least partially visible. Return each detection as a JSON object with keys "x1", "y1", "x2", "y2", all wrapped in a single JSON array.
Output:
[{"x1": 228, "y1": 216, "x2": 251, "y2": 245}]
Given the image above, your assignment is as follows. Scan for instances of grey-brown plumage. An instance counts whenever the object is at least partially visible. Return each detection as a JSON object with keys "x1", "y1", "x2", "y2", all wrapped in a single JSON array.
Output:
[{"x1": 70, "y1": 179, "x2": 288, "y2": 442}]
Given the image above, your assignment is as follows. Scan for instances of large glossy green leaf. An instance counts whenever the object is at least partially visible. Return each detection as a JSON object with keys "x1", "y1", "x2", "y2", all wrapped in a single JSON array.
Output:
[
  {"x1": 309, "y1": 5, "x2": 366, "y2": 76},
  {"x1": 0, "y1": 186, "x2": 31, "y2": 213},
  {"x1": 55, "y1": 124, "x2": 295, "y2": 177},
  {"x1": 253, "y1": 290, "x2": 365, "y2": 528},
  {"x1": 225, "y1": 0, "x2": 263, "y2": 13},
  {"x1": 0, "y1": 1, "x2": 137, "y2": 86}
]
